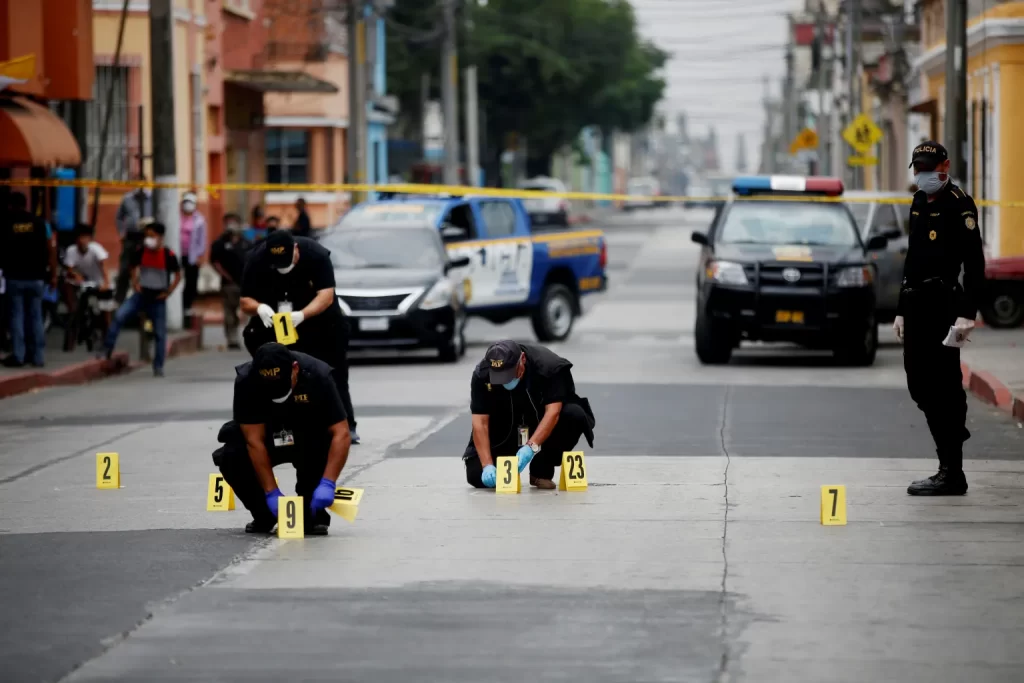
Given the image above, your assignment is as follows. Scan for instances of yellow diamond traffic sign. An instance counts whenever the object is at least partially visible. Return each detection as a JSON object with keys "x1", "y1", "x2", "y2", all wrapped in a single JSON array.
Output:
[
  {"x1": 789, "y1": 127, "x2": 819, "y2": 155},
  {"x1": 843, "y1": 114, "x2": 883, "y2": 154}
]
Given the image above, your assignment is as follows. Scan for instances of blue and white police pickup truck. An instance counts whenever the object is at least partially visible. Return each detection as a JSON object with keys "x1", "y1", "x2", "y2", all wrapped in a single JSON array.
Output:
[{"x1": 334, "y1": 194, "x2": 607, "y2": 344}]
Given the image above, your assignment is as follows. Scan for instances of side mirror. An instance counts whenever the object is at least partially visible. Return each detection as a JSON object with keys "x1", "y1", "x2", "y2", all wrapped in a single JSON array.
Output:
[
  {"x1": 445, "y1": 255, "x2": 471, "y2": 272},
  {"x1": 866, "y1": 234, "x2": 889, "y2": 251},
  {"x1": 441, "y1": 225, "x2": 466, "y2": 240},
  {"x1": 691, "y1": 231, "x2": 709, "y2": 246},
  {"x1": 881, "y1": 228, "x2": 903, "y2": 241}
]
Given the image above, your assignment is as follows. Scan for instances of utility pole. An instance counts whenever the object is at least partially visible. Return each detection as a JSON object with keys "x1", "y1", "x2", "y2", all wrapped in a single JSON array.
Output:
[
  {"x1": 944, "y1": 0, "x2": 968, "y2": 184},
  {"x1": 347, "y1": 0, "x2": 367, "y2": 203},
  {"x1": 814, "y1": 1, "x2": 831, "y2": 176},
  {"x1": 783, "y1": 15, "x2": 795, "y2": 170},
  {"x1": 464, "y1": 65, "x2": 480, "y2": 187},
  {"x1": 149, "y1": 0, "x2": 181, "y2": 330},
  {"x1": 846, "y1": 0, "x2": 861, "y2": 188},
  {"x1": 441, "y1": 0, "x2": 460, "y2": 185}
]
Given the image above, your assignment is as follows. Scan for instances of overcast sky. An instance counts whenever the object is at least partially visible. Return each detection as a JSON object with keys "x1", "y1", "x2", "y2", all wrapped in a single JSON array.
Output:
[{"x1": 631, "y1": 0, "x2": 804, "y2": 174}]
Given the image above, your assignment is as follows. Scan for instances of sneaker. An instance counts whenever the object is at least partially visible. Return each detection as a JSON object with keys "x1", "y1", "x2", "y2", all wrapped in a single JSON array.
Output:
[
  {"x1": 907, "y1": 466, "x2": 968, "y2": 496},
  {"x1": 227, "y1": 342, "x2": 241, "y2": 350},
  {"x1": 245, "y1": 518, "x2": 276, "y2": 534},
  {"x1": 153, "y1": 368, "x2": 165, "y2": 378},
  {"x1": 350, "y1": 429, "x2": 361, "y2": 445},
  {"x1": 530, "y1": 477, "x2": 556, "y2": 490},
  {"x1": 2, "y1": 356, "x2": 25, "y2": 368},
  {"x1": 305, "y1": 524, "x2": 330, "y2": 536}
]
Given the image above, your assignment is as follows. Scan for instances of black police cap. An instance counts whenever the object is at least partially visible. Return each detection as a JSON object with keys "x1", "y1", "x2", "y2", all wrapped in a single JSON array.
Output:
[
  {"x1": 265, "y1": 230, "x2": 295, "y2": 269},
  {"x1": 251, "y1": 343, "x2": 295, "y2": 399},
  {"x1": 909, "y1": 141, "x2": 948, "y2": 170},
  {"x1": 484, "y1": 340, "x2": 523, "y2": 385}
]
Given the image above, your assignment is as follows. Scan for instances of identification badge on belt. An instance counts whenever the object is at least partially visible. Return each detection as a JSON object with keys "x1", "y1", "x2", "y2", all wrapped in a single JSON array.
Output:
[
  {"x1": 519, "y1": 427, "x2": 529, "y2": 447},
  {"x1": 273, "y1": 430, "x2": 295, "y2": 447},
  {"x1": 278, "y1": 301, "x2": 293, "y2": 314}
]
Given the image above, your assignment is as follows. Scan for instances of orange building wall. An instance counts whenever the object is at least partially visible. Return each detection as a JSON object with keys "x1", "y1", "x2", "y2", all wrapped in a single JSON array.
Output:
[
  {"x1": 41, "y1": 0, "x2": 93, "y2": 100},
  {"x1": 0, "y1": 0, "x2": 45, "y2": 96}
]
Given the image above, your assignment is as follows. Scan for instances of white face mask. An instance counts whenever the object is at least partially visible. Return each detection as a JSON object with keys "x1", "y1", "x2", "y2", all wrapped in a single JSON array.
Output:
[
  {"x1": 271, "y1": 388, "x2": 293, "y2": 404},
  {"x1": 182, "y1": 201, "x2": 196, "y2": 213},
  {"x1": 276, "y1": 263, "x2": 296, "y2": 275},
  {"x1": 144, "y1": 237, "x2": 159, "y2": 249}
]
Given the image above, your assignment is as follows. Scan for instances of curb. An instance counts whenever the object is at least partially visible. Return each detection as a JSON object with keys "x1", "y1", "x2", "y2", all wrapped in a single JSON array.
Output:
[{"x1": 961, "y1": 361, "x2": 1024, "y2": 422}]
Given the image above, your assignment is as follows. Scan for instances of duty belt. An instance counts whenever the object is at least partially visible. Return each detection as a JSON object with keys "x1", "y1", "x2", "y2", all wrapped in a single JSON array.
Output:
[{"x1": 901, "y1": 277, "x2": 958, "y2": 297}]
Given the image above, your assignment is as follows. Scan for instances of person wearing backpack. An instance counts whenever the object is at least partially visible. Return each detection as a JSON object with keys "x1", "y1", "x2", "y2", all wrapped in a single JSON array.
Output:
[{"x1": 100, "y1": 221, "x2": 181, "y2": 377}]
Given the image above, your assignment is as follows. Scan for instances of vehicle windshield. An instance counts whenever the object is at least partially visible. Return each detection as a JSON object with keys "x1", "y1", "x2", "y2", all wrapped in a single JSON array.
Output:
[
  {"x1": 717, "y1": 201, "x2": 859, "y2": 247},
  {"x1": 340, "y1": 203, "x2": 445, "y2": 226},
  {"x1": 846, "y1": 201, "x2": 871, "y2": 230},
  {"x1": 321, "y1": 227, "x2": 443, "y2": 270}
]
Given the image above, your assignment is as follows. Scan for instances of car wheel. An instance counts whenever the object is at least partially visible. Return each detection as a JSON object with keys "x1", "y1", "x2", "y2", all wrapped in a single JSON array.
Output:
[
  {"x1": 438, "y1": 314, "x2": 466, "y2": 362},
  {"x1": 981, "y1": 283, "x2": 1024, "y2": 329},
  {"x1": 834, "y1": 316, "x2": 878, "y2": 366},
  {"x1": 531, "y1": 284, "x2": 576, "y2": 342},
  {"x1": 694, "y1": 311, "x2": 733, "y2": 365}
]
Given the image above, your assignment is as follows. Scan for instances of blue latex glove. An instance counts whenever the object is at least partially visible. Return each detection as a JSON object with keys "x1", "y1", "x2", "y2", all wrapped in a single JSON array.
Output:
[
  {"x1": 310, "y1": 477, "x2": 337, "y2": 513},
  {"x1": 265, "y1": 487, "x2": 284, "y2": 517},
  {"x1": 481, "y1": 464, "x2": 497, "y2": 488},
  {"x1": 516, "y1": 445, "x2": 535, "y2": 474}
]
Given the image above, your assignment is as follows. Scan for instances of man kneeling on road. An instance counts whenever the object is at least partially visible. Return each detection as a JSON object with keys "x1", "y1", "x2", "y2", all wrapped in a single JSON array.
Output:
[
  {"x1": 213, "y1": 343, "x2": 351, "y2": 535},
  {"x1": 465, "y1": 340, "x2": 595, "y2": 490}
]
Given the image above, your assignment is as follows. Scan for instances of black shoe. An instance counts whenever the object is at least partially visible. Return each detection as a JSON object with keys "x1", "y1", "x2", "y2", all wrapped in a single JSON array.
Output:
[
  {"x1": 153, "y1": 368, "x2": 165, "y2": 378},
  {"x1": 245, "y1": 518, "x2": 276, "y2": 534},
  {"x1": 908, "y1": 467, "x2": 968, "y2": 496},
  {"x1": 305, "y1": 524, "x2": 329, "y2": 536},
  {"x1": 2, "y1": 356, "x2": 25, "y2": 368},
  {"x1": 227, "y1": 342, "x2": 241, "y2": 350}
]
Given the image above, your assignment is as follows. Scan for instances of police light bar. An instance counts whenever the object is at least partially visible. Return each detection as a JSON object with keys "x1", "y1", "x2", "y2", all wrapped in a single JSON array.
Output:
[{"x1": 732, "y1": 175, "x2": 844, "y2": 197}]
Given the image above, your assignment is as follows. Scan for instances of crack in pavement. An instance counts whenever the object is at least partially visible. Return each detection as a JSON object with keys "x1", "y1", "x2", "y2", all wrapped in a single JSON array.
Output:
[{"x1": 714, "y1": 386, "x2": 732, "y2": 683}]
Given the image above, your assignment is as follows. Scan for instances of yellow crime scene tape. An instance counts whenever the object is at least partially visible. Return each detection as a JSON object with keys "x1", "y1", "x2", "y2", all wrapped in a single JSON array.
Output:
[{"x1": 1, "y1": 177, "x2": 1019, "y2": 208}]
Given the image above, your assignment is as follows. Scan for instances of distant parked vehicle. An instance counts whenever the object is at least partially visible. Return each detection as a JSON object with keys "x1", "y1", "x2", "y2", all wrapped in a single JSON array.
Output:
[
  {"x1": 981, "y1": 256, "x2": 1024, "y2": 328},
  {"x1": 624, "y1": 176, "x2": 661, "y2": 211},
  {"x1": 844, "y1": 191, "x2": 910, "y2": 323},
  {"x1": 518, "y1": 176, "x2": 570, "y2": 227}
]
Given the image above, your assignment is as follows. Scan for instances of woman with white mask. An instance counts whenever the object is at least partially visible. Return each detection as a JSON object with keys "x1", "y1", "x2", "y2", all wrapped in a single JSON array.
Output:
[{"x1": 179, "y1": 191, "x2": 208, "y2": 319}]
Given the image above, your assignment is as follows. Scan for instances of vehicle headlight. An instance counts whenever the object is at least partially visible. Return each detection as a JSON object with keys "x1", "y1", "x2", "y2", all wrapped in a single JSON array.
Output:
[
  {"x1": 835, "y1": 266, "x2": 873, "y2": 288},
  {"x1": 705, "y1": 260, "x2": 748, "y2": 286},
  {"x1": 419, "y1": 279, "x2": 454, "y2": 310}
]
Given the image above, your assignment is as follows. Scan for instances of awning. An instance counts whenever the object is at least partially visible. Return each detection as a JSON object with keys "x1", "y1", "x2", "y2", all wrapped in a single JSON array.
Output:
[
  {"x1": 225, "y1": 70, "x2": 339, "y2": 94},
  {"x1": 0, "y1": 96, "x2": 81, "y2": 168}
]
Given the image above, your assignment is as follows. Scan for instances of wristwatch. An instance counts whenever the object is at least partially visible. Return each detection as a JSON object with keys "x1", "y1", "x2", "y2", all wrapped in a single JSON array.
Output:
[{"x1": 526, "y1": 441, "x2": 541, "y2": 454}]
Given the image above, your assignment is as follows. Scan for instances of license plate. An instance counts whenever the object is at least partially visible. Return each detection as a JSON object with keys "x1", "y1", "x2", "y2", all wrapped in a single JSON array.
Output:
[
  {"x1": 358, "y1": 317, "x2": 389, "y2": 332},
  {"x1": 775, "y1": 310, "x2": 805, "y2": 324}
]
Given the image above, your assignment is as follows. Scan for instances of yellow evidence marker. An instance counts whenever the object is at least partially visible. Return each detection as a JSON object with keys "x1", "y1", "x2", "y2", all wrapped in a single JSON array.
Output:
[
  {"x1": 495, "y1": 456, "x2": 521, "y2": 494},
  {"x1": 206, "y1": 474, "x2": 236, "y2": 511},
  {"x1": 278, "y1": 496, "x2": 304, "y2": 538},
  {"x1": 558, "y1": 451, "x2": 588, "y2": 491},
  {"x1": 820, "y1": 485, "x2": 847, "y2": 526},
  {"x1": 272, "y1": 312, "x2": 299, "y2": 345},
  {"x1": 329, "y1": 486, "x2": 364, "y2": 522},
  {"x1": 96, "y1": 452, "x2": 120, "y2": 489}
]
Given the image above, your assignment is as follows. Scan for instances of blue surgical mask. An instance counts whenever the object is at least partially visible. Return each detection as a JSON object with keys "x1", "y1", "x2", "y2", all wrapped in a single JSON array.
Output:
[
  {"x1": 914, "y1": 171, "x2": 948, "y2": 196},
  {"x1": 502, "y1": 377, "x2": 520, "y2": 391}
]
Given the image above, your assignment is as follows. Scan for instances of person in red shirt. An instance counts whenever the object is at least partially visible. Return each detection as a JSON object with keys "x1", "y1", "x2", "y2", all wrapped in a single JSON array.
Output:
[{"x1": 101, "y1": 222, "x2": 182, "y2": 377}]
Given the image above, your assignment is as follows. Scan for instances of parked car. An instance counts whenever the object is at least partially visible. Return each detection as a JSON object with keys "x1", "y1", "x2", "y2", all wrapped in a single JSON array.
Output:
[
  {"x1": 340, "y1": 194, "x2": 607, "y2": 341},
  {"x1": 624, "y1": 176, "x2": 661, "y2": 211},
  {"x1": 518, "y1": 176, "x2": 570, "y2": 227},
  {"x1": 844, "y1": 191, "x2": 910, "y2": 323},
  {"x1": 981, "y1": 256, "x2": 1024, "y2": 328}
]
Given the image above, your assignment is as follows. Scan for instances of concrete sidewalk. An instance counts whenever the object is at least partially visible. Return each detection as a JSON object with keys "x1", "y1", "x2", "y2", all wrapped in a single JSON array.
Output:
[{"x1": 961, "y1": 326, "x2": 1024, "y2": 422}]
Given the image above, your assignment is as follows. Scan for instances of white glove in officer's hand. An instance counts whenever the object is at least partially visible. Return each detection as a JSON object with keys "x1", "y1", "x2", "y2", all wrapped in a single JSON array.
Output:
[
  {"x1": 953, "y1": 316, "x2": 976, "y2": 341},
  {"x1": 289, "y1": 311, "x2": 305, "y2": 328},
  {"x1": 893, "y1": 315, "x2": 905, "y2": 344},
  {"x1": 256, "y1": 303, "x2": 275, "y2": 328}
]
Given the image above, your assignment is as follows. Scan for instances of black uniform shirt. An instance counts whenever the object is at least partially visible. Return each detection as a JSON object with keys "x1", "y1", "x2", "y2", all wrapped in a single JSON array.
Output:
[
  {"x1": 233, "y1": 352, "x2": 346, "y2": 445},
  {"x1": 241, "y1": 235, "x2": 344, "y2": 330},
  {"x1": 898, "y1": 183, "x2": 986, "y2": 319},
  {"x1": 0, "y1": 209, "x2": 50, "y2": 281}
]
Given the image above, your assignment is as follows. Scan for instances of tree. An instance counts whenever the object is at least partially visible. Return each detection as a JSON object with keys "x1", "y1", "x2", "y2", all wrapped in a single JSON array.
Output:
[{"x1": 385, "y1": 0, "x2": 666, "y2": 183}]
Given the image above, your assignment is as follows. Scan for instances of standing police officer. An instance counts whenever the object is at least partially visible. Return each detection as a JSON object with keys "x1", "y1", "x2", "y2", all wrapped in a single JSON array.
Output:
[
  {"x1": 213, "y1": 343, "x2": 351, "y2": 535},
  {"x1": 465, "y1": 340, "x2": 595, "y2": 490},
  {"x1": 894, "y1": 141, "x2": 985, "y2": 496},
  {"x1": 240, "y1": 230, "x2": 359, "y2": 442}
]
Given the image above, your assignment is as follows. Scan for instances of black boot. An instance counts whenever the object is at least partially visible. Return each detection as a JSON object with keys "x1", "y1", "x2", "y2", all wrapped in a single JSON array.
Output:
[
  {"x1": 907, "y1": 466, "x2": 968, "y2": 496},
  {"x1": 245, "y1": 516, "x2": 277, "y2": 534}
]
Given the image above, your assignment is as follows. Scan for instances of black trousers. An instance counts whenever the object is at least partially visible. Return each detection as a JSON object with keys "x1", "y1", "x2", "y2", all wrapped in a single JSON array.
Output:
[
  {"x1": 182, "y1": 260, "x2": 200, "y2": 312},
  {"x1": 464, "y1": 403, "x2": 591, "y2": 487},
  {"x1": 114, "y1": 233, "x2": 143, "y2": 303},
  {"x1": 903, "y1": 294, "x2": 969, "y2": 471},
  {"x1": 243, "y1": 317, "x2": 357, "y2": 432},
  {"x1": 212, "y1": 421, "x2": 331, "y2": 527}
]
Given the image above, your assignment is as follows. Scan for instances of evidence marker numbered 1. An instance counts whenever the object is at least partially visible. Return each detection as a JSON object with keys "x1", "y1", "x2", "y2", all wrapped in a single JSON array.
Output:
[
  {"x1": 278, "y1": 496, "x2": 304, "y2": 539},
  {"x1": 495, "y1": 456, "x2": 521, "y2": 494},
  {"x1": 96, "y1": 452, "x2": 120, "y2": 489},
  {"x1": 558, "y1": 451, "x2": 588, "y2": 491},
  {"x1": 329, "y1": 486, "x2": 364, "y2": 522},
  {"x1": 820, "y1": 485, "x2": 847, "y2": 526},
  {"x1": 206, "y1": 473, "x2": 236, "y2": 511},
  {"x1": 272, "y1": 312, "x2": 299, "y2": 345}
]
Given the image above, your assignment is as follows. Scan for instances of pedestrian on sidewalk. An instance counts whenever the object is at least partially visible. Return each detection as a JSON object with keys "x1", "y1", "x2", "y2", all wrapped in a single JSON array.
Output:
[
  {"x1": 101, "y1": 222, "x2": 182, "y2": 377},
  {"x1": 63, "y1": 224, "x2": 114, "y2": 345},
  {"x1": 1, "y1": 192, "x2": 58, "y2": 368},
  {"x1": 895, "y1": 141, "x2": 986, "y2": 496},
  {"x1": 114, "y1": 182, "x2": 153, "y2": 303},
  {"x1": 179, "y1": 191, "x2": 208, "y2": 320},
  {"x1": 265, "y1": 215, "x2": 281, "y2": 235},
  {"x1": 245, "y1": 205, "x2": 268, "y2": 243},
  {"x1": 291, "y1": 197, "x2": 312, "y2": 238},
  {"x1": 210, "y1": 213, "x2": 251, "y2": 350}
]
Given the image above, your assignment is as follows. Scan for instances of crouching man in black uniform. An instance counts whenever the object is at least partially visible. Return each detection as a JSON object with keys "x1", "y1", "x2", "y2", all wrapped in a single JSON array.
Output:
[
  {"x1": 213, "y1": 343, "x2": 351, "y2": 535},
  {"x1": 465, "y1": 340, "x2": 595, "y2": 490}
]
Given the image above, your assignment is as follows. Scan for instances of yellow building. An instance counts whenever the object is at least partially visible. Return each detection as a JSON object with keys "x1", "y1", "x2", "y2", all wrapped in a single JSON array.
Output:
[{"x1": 912, "y1": 0, "x2": 1024, "y2": 258}]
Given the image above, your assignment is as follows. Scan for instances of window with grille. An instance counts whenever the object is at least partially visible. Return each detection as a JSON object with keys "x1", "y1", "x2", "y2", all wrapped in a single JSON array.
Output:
[
  {"x1": 85, "y1": 65, "x2": 137, "y2": 181},
  {"x1": 266, "y1": 129, "x2": 309, "y2": 185}
]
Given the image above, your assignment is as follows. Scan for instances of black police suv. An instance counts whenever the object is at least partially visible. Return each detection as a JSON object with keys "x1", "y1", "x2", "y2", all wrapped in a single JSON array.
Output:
[
  {"x1": 690, "y1": 176, "x2": 890, "y2": 366},
  {"x1": 319, "y1": 217, "x2": 471, "y2": 362}
]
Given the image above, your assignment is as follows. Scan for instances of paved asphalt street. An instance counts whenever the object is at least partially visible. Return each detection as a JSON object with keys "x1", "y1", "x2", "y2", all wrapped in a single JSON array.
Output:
[{"x1": 2, "y1": 208, "x2": 1023, "y2": 682}]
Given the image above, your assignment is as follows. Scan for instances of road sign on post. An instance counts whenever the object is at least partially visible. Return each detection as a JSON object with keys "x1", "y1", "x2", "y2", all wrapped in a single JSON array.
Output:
[
  {"x1": 842, "y1": 114, "x2": 883, "y2": 154},
  {"x1": 789, "y1": 128, "x2": 819, "y2": 156}
]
